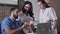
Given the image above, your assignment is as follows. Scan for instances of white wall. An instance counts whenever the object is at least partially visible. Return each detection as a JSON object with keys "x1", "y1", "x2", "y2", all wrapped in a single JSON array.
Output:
[
  {"x1": 24, "y1": 0, "x2": 40, "y2": 21},
  {"x1": 0, "y1": 0, "x2": 18, "y2": 5}
]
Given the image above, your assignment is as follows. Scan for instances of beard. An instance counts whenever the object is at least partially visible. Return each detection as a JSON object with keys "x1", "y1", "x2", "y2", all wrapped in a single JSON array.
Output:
[{"x1": 13, "y1": 15, "x2": 18, "y2": 19}]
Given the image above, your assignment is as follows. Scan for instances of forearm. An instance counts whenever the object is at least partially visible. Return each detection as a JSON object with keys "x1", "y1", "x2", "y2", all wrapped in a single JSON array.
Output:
[
  {"x1": 5, "y1": 27, "x2": 23, "y2": 34},
  {"x1": 53, "y1": 20, "x2": 57, "y2": 24},
  {"x1": 11, "y1": 27, "x2": 22, "y2": 34},
  {"x1": 52, "y1": 20, "x2": 58, "y2": 29}
]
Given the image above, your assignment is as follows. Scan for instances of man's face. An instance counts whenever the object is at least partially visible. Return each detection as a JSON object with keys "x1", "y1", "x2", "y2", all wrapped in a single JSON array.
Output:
[
  {"x1": 24, "y1": 4, "x2": 30, "y2": 11},
  {"x1": 13, "y1": 9, "x2": 19, "y2": 19}
]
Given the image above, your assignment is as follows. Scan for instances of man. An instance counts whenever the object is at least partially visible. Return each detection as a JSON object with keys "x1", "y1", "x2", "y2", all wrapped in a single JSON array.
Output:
[{"x1": 1, "y1": 7, "x2": 26, "y2": 34}]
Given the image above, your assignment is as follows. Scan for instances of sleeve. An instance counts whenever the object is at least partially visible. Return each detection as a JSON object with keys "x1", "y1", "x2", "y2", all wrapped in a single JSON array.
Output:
[
  {"x1": 30, "y1": 17, "x2": 33, "y2": 21},
  {"x1": 2, "y1": 19, "x2": 10, "y2": 29},
  {"x1": 49, "y1": 7, "x2": 58, "y2": 21},
  {"x1": 17, "y1": 16, "x2": 21, "y2": 22},
  {"x1": 17, "y1": 11, "x2": 22, "y2": 23}
]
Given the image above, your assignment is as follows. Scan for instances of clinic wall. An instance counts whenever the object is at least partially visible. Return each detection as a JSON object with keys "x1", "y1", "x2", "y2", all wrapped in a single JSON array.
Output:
[
  {"x1": 0, "y1": 0, "x2": 17, "y2": 5},
  {"x1": 18, "y1": 0, "x2": 24, "y2": 11},
  {"x1": 0, "y1": 6, "x2": 12, "y2": 21},
  {"x1": 0, "y1": 0, "x2": 24, "y2": 22}
]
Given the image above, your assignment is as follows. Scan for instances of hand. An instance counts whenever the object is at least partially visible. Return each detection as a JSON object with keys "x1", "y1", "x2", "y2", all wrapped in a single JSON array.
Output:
[
  {"x1": 21, "y1": 22, "x2": 29, "y2": 29},
  {"x1": 52, "y1": 22, "x2": 57, "y2": 29},
  {"x1": 21, "y1": 24, "x2": 25, "y2": 29},
  {"x1": 24, "y1": 22, "x2": 29, "y2": 26}
]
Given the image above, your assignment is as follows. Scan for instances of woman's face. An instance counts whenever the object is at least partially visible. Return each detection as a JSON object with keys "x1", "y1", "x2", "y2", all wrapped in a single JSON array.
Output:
[
  {"x1": 24, "y1": 4, "x2": 30, "y2": 11},
  {"x1": 38, "y1": 1, "x2": 44, "y2": 9}
]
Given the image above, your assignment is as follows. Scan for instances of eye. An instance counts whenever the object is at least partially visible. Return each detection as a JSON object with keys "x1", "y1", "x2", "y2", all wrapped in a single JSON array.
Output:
[{"x1": 25, "y1": 6, "x2": 30, "y2": 8}]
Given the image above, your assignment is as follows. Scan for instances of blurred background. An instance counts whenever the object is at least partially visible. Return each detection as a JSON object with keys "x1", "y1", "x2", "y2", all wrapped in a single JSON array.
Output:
[{"x1": 0, "y1": 0, "x2": 60, "y2": 34}]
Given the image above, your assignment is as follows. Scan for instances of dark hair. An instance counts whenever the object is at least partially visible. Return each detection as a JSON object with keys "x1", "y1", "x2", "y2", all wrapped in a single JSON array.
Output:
[
  {"x1": 37, "y1": 0, "x2": 50, "y2": 8},
  {"x1": 10, "y1": 7, "x2": 19, "y2": 13},
  {"x1": 22, "y1": 1, "x2": 34, "y2": 17}
]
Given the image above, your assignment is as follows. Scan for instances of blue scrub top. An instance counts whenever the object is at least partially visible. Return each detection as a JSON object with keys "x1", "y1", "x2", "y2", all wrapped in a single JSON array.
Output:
[{"x1": 1, "y1": 17, "x2": 22, "y2": 34}]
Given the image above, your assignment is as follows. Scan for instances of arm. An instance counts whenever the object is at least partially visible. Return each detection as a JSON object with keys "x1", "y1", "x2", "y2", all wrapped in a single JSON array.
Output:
[
  {"x1": 49, "y1": 7, "x2": 58, "y2": 28},
  {"x1": 5, "y1": 27, "x2": 23, "y2": 34},
  {"x1": 3, "y1": 21, "x2": 25, "y2": 34},
  {"x1": 52, "y1": 20, "x2": 57, "y2": 28}
]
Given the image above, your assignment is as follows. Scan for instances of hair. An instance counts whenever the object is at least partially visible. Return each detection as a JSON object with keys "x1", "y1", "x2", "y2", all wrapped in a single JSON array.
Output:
[
  {"x1": 10, "y1": 7, "x2": 19, "y2": 14},
  {"x1": 22, "y1": 1, "x2": 34, "y2": 17},
  {"x1": 37, "y1": 0, "x2": 50, "y2": 8}
]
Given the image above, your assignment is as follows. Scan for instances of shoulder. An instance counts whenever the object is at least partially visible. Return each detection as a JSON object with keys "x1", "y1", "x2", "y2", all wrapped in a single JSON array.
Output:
[
  {"x1": 19, "y1": 11, "x2": 24, "y2": 14},
  {"x1": 2, "y1": 17, "x2": 10, "y2": 24},
  {"x1": 46, "y1": 7, "x2": 54, "y2": 10},
  {"x1": 45, "y1": 7, "x2": 55, "y2": 13},
  {"x1": 2, "y1": 17, "x2": 9, "y2": 22},
  {"x1": 18, "y1": 11, "x2": 25, "y2": 16}
]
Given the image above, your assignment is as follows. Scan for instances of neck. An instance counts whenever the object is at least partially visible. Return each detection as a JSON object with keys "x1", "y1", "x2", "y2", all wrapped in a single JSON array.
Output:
[
  {"x1": 42, "y1": 6, "x2": 46, "y2": 10},
  {"x1": 25, "y1": 11, "x2": 28, "y2": 16},
  {"x1": 26, "y1": 11, "x2": 28, "y2": 13},
  {"x1": 10, "y1": 14, "x2": 16, "y2": 21}
]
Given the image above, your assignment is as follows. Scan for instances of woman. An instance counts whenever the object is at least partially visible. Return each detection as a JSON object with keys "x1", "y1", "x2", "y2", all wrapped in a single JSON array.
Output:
[
  {"x1": 37, "y1": 0, "x2": 58, "y2": 34},
  {"x1": 18, "y1": 1, "x2": 34, "y2": 34}
]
